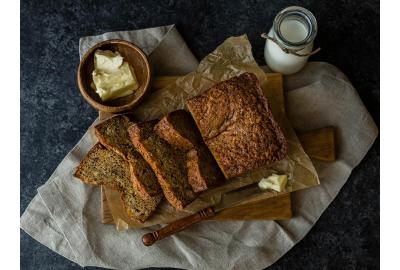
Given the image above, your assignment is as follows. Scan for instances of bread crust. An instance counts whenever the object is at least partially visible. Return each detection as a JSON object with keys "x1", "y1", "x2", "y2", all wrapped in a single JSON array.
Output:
[
  {"x1": 94, "y1": 115, "x2": 161, "y2": 199},
  {"x1": 154, "y1": 110, "x2": 224, "y2": 192},
  {"x1": 128, "y1": 121, "x2": 196, "y2": 210},
  {"x1": 186, "y1": 146, "x2": 224, "y2": 192},
  {"x1": 186, "y1": 72, "x2": 287, "y2": 179},
  {"x1": 74, "y1": 143, "x2": 123, "y2": 190},
  {"x1": 73, "y1": 143, "x2": 161, "y2": 222},
  {"x1": 154, "y1": 110, "x2": 201, "y2": 151},
  {"x1": 120, "y1": 191, "x2": 162, "y2": 223}
]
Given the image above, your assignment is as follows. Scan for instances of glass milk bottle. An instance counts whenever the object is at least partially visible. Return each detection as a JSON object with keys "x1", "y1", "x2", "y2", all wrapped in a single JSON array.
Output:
[{"x1": 263, "y1": 6, "x2": 319, "y2": 75}]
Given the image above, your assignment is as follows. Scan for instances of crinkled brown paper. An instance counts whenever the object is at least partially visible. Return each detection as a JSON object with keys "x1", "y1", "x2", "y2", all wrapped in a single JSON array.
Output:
[{"x1": 103, "y1": 35, "x2": 319, "y2": 229}]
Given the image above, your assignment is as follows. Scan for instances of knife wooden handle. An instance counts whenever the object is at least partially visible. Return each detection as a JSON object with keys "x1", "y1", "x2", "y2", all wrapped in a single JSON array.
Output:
[{"x1": 142, "y1": 207, "x2": 215, "y2": 246}]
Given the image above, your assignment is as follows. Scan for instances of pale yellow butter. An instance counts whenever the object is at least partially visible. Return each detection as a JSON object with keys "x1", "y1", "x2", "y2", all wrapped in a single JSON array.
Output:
[
  {"x1": 92, "y1": 49, "x2": 139, "y2": 101},
  {"x1": 258, "y1": 174, "x2": 288, "y2": 192}
]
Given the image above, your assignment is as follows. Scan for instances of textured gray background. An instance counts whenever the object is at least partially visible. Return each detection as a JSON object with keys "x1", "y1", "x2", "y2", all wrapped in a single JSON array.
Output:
[{"x1": 21, "y1": 0, "x2": 379, "y2": 269}]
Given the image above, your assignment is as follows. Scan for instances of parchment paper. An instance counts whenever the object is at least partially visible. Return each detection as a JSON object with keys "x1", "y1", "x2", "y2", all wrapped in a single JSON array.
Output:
[
  {"x1": 21, "y1": 25, "x2": 378, "y2": 270},
  {"x1": 105, "y1": 35, "x2": 319, "y2": 229}
]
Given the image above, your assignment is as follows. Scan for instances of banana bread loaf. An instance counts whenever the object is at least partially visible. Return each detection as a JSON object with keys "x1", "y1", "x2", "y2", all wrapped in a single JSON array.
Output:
[{"x1": 186, "y1": 72, "x2": 287, "y2": 179}]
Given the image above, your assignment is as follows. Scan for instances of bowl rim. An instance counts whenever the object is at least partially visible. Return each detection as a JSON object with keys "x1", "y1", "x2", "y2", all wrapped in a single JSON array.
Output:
[{"x1": 77, "y1": 39, "x2": 151, "y2": 113}]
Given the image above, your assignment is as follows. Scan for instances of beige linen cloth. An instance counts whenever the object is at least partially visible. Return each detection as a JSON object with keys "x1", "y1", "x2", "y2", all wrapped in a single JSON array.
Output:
[{"x1": 20, "y1": 25, "x2": 378, "y2": 270}]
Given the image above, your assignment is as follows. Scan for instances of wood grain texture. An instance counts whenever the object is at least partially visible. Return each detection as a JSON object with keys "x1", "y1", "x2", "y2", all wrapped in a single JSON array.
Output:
[
  {"x1": 299, "y1": 127, "x2": 336, "y2": 162},
  {"x1": 264, "y1": 73, "x2": 285, "y2": 113},
  {"x1": 101, "y1": 186, "x2": 114, "y2": 224},
  {"x1": 100, "y1": 188, "x2": 291, "y2": 223},
  {"x1": 210, "y1": 193, "x2": 292, "y2": 220},
  {"x1": 100, "y1": 73, "x2": 335, "y2": 224},
  {"x1": 142, "y1": 207, "x2": 215, "y2": 246}
]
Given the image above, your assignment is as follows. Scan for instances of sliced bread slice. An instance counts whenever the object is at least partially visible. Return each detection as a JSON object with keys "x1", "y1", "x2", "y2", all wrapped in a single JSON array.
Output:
[
  {"x1": 128, "y1": 120, "x2": 196, "y2": 210},
  {"x1": 74, "y1": 143, "x2": 162, "y2": 222},
  {"x1": 154, "y1": 110, "x2": 225, "y2": 192},
  {"x1": 186, "y1": 145, "x2": 224, "y2": 192},
  {"x1": 94, "y1": 115, "x2": 161, "y2": 199},
  {"x1": 154, "y1": 109, "x2": 202, "y2": 151},
  {"x1": 74, "y1": 143, "x2": 124, "y2": 190}
]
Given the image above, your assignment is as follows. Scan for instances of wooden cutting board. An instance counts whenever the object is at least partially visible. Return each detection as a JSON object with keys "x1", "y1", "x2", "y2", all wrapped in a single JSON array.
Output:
[{"x1": 100, "y1": 73, "x2": 335, "y2": 224}]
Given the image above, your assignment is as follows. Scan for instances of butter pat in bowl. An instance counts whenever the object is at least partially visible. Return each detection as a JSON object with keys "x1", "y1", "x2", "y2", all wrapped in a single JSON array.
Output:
[
  {"x1": 77, "y1": 39, "x2": 151, "y2": 113},
  {"x1": 92, "y1": 49, "x2": 139, "y2": 101}
]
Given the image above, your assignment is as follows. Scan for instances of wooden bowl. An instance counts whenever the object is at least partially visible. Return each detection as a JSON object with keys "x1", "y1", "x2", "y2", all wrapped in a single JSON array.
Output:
[{"x1": 77, "y1": 39, "x2": 151, "y2": 113}]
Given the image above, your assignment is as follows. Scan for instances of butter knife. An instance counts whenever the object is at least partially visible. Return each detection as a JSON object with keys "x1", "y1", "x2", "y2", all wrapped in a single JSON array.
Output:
[{"x1": 142, "y1": 182, "x2": 266, "y2": 246}]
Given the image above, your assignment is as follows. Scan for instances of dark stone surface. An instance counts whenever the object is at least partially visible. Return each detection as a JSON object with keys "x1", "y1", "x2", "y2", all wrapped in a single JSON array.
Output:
[{"x1": 21, "y1": 0, "x2": 379, "y2": 269}]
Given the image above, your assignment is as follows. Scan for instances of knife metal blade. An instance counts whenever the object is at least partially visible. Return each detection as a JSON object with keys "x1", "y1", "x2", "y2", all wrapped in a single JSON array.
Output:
[
  {"x1": 212, "y1": 182, "x2": 267, "y2": 212},
  {"x1": 142, "y1": 181, "x2": 269, "y2": 246}
]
